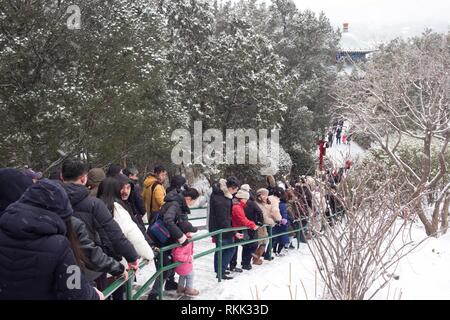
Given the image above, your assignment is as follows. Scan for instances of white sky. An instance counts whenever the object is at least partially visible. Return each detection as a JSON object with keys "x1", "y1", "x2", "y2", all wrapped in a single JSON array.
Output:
[
  {"x1": 250, "y1": 0, "x2": 450, "y2": 41},
  {"x1": 292, "y1": 0, "x2": 450, "y2": 27}
]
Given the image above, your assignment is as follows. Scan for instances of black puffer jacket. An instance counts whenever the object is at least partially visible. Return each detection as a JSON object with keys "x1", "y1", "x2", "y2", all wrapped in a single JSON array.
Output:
[
  {"x1": 129, "y1": 181, "x2": 146, "y2": 216},
  {"x1": 208, "y1": 179, "x2": 235, "y2": 240},
  {"x1": 0, "y1": 168, "x2": 33, "y2": 213},
  {"x1": 148, "y1": 189, "x2": 188, "y2": 247},
  {"x1": 244, "y1": 199, "x2": 264, "y2": 240},
  {"x1": 0, "y1": 180, "x2": 98, "y2": 300},
  {"x1": 71, "y1": 216, "x2": 124, "y2": 281},
  {"x1": 63, "y1": 183, "x2": 138, "y2": 262}
]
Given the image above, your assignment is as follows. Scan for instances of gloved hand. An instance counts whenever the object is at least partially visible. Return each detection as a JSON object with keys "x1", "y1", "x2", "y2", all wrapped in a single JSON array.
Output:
[
  {"x1": 177, "y1": 234, "x2": 188, "y2": 246},
  {"x1": 280, "y1": 218, "x2": 288, "y2": 225}
]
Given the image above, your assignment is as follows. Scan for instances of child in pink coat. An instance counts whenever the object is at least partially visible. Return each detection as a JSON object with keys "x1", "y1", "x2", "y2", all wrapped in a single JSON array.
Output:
[{"x1": 172, "y1": 220, "x2": 199, "y2": 296}]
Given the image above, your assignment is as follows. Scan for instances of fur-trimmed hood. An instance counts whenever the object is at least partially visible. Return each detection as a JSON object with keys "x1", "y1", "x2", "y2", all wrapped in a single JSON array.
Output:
[
  {"x1": 266, "y1": 175, "x2": 276, "y2": 188},
  {"x1": 212, "y1": 178, "x2": 232, "y2": 199}
]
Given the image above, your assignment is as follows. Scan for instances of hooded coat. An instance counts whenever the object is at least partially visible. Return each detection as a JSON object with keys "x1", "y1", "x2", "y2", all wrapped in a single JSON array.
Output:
[
  {"x1": 0, "y1": 168, "x2": 33, "y2": 213},
  {"x1": 0, "y1": 179, "x2": 98, "y2": 299},
  {"x1": 208, "y1": 179, "x2": 235, "y2": 240},
  {"x1": 244, "y1": 199, "x2": 264, "y2": 239},
  {"x1": 256, "y1": 195, "x2": 282, "y2": 226},
  {"x1": 148, "y1": 189, "x2": 190, "y2": 247}
]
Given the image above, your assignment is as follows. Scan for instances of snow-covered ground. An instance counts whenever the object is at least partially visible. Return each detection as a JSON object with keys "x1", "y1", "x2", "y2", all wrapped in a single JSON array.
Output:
[
  {"x1": 316, "y1": 139, "x2": 366, "y2": 168},
  {"x1": 373, "y1": 223, "x2": 450, "y2": 300},
  {"x1": 132, "y1": 137, "x2": 450, "y2": 300},
  {"x1": 134, "y1": 221, "x2": 450, "y2": 300}
]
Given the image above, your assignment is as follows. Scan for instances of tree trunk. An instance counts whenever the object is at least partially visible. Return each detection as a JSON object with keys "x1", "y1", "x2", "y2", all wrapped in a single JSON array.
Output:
[
  {"x1": 415, "y1": 201, "x2": 437, "y2": 236},
  {"x1": 440, "y1": 193, "x2": 450, "y2": 234}
]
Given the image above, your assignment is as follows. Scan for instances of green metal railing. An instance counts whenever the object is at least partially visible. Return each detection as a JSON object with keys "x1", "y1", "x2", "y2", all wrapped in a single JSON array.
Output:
[
  {"x1": 144, "y1": 206, "x2": 207, "y2": 225},
  {"x1": 102, "y1": 220, "x2": 308, "y2": 300}
]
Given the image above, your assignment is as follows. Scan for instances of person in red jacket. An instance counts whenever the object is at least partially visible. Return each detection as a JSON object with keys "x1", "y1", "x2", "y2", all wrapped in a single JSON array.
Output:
[
  {"x1": 317, "y1": 137, "x2": 328, "y2": 171},
  {"x1": 229, "y1": 184, "x2": 259, "y2": 271}
]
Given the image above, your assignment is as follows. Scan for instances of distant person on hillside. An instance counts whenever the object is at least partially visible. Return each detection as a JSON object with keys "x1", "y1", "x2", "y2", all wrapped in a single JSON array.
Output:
[
  {"x1": 335, "y1": 127, "x2": 342, "y2": 145},
  {"x1": 327, "y1": 129, "x2": 334, "y2": 148},
  {"x1": 318, "y1": 137, "x2": 328, "y2": 171}
]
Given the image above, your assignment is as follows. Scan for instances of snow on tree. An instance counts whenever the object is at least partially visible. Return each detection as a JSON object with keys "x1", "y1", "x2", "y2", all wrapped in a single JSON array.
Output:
[{"x1": 335, "y1": 30, "x2": 450, "y2": 236}]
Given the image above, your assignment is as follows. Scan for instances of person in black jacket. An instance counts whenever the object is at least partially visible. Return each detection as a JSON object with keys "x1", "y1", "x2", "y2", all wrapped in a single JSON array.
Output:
[
  {"x1": 147, "y1": 186, "x2": 199, "y2": 300},
  {"x1": 0, "y1": 179, "x2": 102, "y2": 300},
  {"x1": 0, "y1": 168, "x2": 33, "y2": 213},
  {"x1": 115, "y1": 173, "x2": 153, "y2": 245},
  {"x1": 123, "y1": 166, "x2": 146, "y2": 216},
  {"x1": 115, "y1": 167, "x2": 146, "y2": 230},
  {"x1": 242, "y1": 188, "x2": 264, "y2": 269},
  {"x1": 61, "y1": 159, "x2": 139, "y2": 289},
  {"x1": 1, "y1": 168, "x2": 127, "y2": 287},
  {"x1": 72, "y1": 216, "x2": 127, "y2": 282},
  {"x1": 325, "y1": 185, "x2": 346, "y2": 225},
  {"x1": 208, "y1": 176, "x2": 240, "y2": 280}
]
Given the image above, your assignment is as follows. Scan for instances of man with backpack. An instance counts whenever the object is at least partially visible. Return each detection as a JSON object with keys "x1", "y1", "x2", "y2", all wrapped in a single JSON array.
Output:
[{"x1": 143, "y1": 165, "x2": 167, "y2": 224}]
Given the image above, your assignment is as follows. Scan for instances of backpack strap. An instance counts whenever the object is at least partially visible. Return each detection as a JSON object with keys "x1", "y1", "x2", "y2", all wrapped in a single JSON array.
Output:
[{"x1": 149, "y1": 181, "x2": 161, "y2": 213}]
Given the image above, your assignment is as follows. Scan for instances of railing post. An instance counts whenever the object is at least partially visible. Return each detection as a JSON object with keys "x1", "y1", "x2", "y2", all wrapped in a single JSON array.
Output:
[
  {"x1": 268, "y1": 225, "x2": 273, "y2": 260},
  {"x1": 126, "y1": 273, "x2": 133, "y2": 300},
  {"x1": 218, "y1": 233, "x2": 223, "y2": 283},
  {"x1": 159, "y1": 249, "x2": 164, "y2": 300}
]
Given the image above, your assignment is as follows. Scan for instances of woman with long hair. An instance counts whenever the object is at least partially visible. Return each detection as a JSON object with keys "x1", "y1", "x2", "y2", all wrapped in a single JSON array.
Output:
[{"x1": 97, "y1": 177, "x2": 154, "y2": 261}]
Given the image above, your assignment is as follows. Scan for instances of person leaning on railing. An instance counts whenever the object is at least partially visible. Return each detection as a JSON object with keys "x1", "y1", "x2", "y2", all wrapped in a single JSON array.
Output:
[
  {"x1": 61, "y1": 160, "x2": 140, "y2": 293},
  {"x1": 0, "y1": 179, "x2": 104, "y2": 300},
  {"x1": 146, "y1": 184, "x2": 200, "y2": 300},
  {"x1": 208, "y1": 177, "x2": 241, "y2": 280},
  {"x1": 254, "y1": 188, "x2": 282, "y2": 262},
  {"x1": 229, "y1": 184, "x2": 259, "y2": 271},
  {"x1": 244, "y1": 188, "x2": 265, "y2": 266}
]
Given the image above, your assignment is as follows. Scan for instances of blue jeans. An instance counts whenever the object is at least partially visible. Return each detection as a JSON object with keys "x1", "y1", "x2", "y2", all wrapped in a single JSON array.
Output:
[
  {"x1": 178, "y1": 272, "x2": 194, "y2": 289},
  {"x1": 214, "y1": 237, "x2": 236, "y2": 277}
]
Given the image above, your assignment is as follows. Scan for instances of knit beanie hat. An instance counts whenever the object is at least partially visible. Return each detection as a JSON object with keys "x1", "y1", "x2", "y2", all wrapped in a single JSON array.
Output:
[
  {"x1": 87, "y1": 168, "x2": 106, "y2": 187},
  {"x1": 235, "y1": 184, "x2": 250, "y2": 200},
  {"x1": 256, "y1": 188, "x2": 269, "y2": 197}
]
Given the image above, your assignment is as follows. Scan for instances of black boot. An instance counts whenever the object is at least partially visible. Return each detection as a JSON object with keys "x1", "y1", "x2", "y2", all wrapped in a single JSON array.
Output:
[
  {"x1": 229, "y1": 266, "x2": 243, "y2": 273},
  {"x1": 164, "y1": 279, "x2": 178, "y2": 291},
  {"x1": 147, "y1": 292, "x2": 159, "y2": 300},
  {"x1": 216, "y1": 274, "x2": 234, "y2": 280},
  {"x1": 242, "y1": 264, "x2": 252, "y2": 270}
]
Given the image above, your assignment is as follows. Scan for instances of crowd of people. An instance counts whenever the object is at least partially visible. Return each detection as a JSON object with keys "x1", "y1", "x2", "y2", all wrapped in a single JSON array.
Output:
[
  {"x1": 327, "y1": 119, "x2": 352, "y2": 148},
  {"x1": 0, "y1": 157, "x2": 348, "y2": 300}
]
